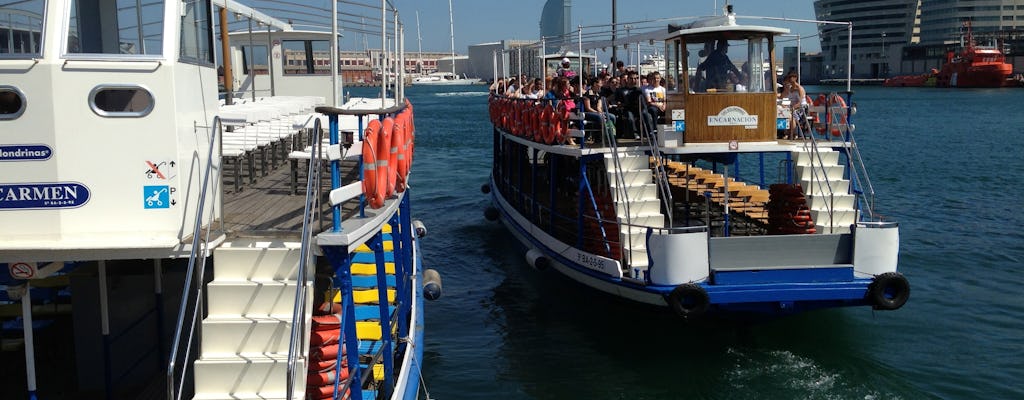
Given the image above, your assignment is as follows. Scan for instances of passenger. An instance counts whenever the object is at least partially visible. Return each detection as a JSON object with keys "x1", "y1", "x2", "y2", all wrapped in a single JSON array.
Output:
[
  {"x1": 557, "y1": 57, "x2": 577, "y2": 79},
  {"x1": 779, "y1": 71, "x2": 807, "y2": 139},
  {"x1": 644, "y1": 72, "x2": 667, "y2": 124},
  {"x1": 612, "y1": 60, "x2": 627, "y2": 78},
  {"x1": 582, "y1": 77, "x2": 616, "y2": 143},
  {"x1": 696, "y1": 39, "x2": 741, "y2": 91},
  {"x1": 611, "y1": 72, "x2": 654, "y2": 139}
]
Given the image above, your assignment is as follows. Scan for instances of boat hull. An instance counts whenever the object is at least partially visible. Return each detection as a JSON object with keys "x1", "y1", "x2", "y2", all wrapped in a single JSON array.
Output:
[{"x1": 488, "y1": 176, "x2": 881, "y2": 317}]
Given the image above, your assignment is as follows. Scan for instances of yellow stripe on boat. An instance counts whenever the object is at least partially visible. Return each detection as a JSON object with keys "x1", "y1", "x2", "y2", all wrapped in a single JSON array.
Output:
[
  {"x1": 356, "y1": 320, "x2": 382, "y2": 340},
  {"x1": 337, "y1": 288, "x2": 396, "y2": 304},
  {"x1": 355, "y1": 241, "x2": 394, "y2": 253},
  {"x1": 351, "y1": 262, "x2": 396, "y2": 275}
]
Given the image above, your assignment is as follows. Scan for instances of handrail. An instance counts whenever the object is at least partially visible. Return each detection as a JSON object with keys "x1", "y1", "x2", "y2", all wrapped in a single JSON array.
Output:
[
  {"x1": 795, "y1": 104, "x2": 837, "y2": 230},
  {"x1": 167, "y1": 117, "x2": 224, "y2": 400},
  {"x1": 285, "y1": 118, "x2": 326, "y2": 399}
]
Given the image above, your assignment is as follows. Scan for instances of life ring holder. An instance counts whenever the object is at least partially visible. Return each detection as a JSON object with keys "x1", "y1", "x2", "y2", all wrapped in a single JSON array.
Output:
[
  {"x1": 667, "y1": 283, "x2": 710, "y2": 320},
  {"x1": 868, "y1": 272, "x2": 910, "y2": 310}
]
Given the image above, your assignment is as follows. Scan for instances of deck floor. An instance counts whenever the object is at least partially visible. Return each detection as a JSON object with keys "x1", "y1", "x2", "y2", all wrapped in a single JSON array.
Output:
[{"x1": 220, "y1": 158, "x2": 358, "y2": 239}]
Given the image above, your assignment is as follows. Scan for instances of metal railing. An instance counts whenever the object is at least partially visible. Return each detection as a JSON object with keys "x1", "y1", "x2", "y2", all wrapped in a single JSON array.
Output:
[
  {"x1": 285, "y1": 117, "x2": 326, "y2": 399},
  {"x1": 166, "y1": 117, "x2": 224, "y2": 400}
]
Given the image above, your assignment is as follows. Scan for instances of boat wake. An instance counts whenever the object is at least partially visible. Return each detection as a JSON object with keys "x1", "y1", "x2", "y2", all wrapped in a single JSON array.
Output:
[{"x1": 723, "y1": 348, "x2": 900, "y2": 399}]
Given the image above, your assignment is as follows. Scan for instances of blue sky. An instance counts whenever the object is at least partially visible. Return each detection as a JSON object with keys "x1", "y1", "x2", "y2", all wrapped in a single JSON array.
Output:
[{"x1": 394, "y1": 0, "x2": 821, "y2": 53}]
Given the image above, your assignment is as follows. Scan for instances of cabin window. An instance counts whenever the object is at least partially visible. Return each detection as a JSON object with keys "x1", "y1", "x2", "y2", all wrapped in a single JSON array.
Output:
[
  {"x1": 66, "y1": 0, "x2": 164, "y2": 56},
  {"x1": 684, "y1": 36, "x2": 774, "y2": 94},
  {"x1": 0, "y1": 0, "x2": 44, "y2": 57},
  {"x1": 89, "y1": 85, "x2": 154, "y2": 117},
  {"x1": 282, "y1": 39, "x2": 332, "y2": 75},
  {"x1": 240, "y1": 45, "x2": 269, "y2": 75},
  {"x1": 180, "y1": 0, "x2": 214, "y2": 64},
  {"x1": 0, "y1": 86, "x2": 26, "y2": 119}
]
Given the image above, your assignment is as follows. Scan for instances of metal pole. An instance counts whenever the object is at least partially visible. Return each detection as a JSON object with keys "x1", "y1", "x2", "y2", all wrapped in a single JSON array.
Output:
[
  {"x1": 99, "y1": 261, "x2": 112, "y2": 400},
  {"x1": 154, "y1": 259, "x2": 165, "y2": 368},
  {"x1": 797, "y1": 35, "x2": 801, "y2": 83},
  {"x1": 400, "y1": 23, "x2": 405, "y2": 102},
  {"x1": 267, "y1": 23, "x2": 275, "y2": 96},
  {"x1": 331, "y1": 0, "x2": 339, "y2": 106},
  {"x1": 381, "y1": 0, "x2": 387, "y2": 101},
  {"x1": 611, "y1": 0, "x2": 617, "y2": 67},
  {"x1": 540, "y1": 37, "x2": 546, "y2": 91},
  {"x1": 448, "y1": 0, "x2": 456, "y2": 77},
  {"x1": 135, "y1": 0, "x2": 145, "y2": 54},
  {"x1": 248, "y1": 16, "x2": 255, "y2": 101},
  {"x1": 21, "y1": 281, "x2": 37, "y2": 400},
  {"x1": 395, "y1": 9, "x2": 399, "y2": 99},
  {"x1": 846, "y1": 23, "x2": 852, "y2": 92},
  {"x1": 492, "y1": 50, "x2": 497, "y2": 86},
  {"x1": 578, "y1": 25, "x2": 583, "y2": 92},
  {"x1": 517, "y1": 48, "x2": 522, "y2": 82},
  {"x1": 219, "y1": 5, "x2": 234, "y2": 105}
]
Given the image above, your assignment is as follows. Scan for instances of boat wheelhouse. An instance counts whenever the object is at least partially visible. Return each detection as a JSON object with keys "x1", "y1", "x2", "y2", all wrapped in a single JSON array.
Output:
[
  {"x1": 1, "y1": 1, "x2": 436, "y2": 399},
  {"x1": 484, "y1": 7, "x2": 908, "y2": 320}
]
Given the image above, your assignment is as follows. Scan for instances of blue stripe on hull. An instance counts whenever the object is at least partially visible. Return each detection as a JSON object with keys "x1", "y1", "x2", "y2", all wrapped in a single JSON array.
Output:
[{"x1": 712, "y1": 267, "x2": 854, "y2": 285}]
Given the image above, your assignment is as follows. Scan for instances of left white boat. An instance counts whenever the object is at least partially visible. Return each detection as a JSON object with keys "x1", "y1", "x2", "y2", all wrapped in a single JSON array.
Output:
[{"x1": 0, "y1": 1, "x2": 438, "y2": 400}]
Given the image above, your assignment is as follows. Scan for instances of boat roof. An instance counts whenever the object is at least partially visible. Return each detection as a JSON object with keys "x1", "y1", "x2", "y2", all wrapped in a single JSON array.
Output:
[{"x1": 667, "y1": 14, "x2": 789, "y2": 41}]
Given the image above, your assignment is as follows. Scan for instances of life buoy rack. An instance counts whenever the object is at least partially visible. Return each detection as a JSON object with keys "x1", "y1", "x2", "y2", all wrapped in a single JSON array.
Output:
[
  {"x1": 667, "y1": 283, "x2": 710, "y2": 320},
  {"x1": 361, "y1": 119, "x2": 386, "y2": 209},
  {"x1": 868, "y1": 272, "x2": 910, "y2": 310}
]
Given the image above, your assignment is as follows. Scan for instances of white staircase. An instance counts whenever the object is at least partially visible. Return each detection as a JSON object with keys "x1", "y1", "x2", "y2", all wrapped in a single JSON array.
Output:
[
  {"x1": 192, "y1": 239, "x2": 312, "y2": 400},
  {"x1": 605, "y1": 151, "x2": 665, "y2": 275},
  {"x1": 793, "y1": 148, "x2": 858, "y2": 234}
]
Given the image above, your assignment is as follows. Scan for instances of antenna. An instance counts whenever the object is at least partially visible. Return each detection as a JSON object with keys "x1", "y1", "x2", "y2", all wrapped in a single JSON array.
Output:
[
  {"x1": 416, "y1": 11, "x2": 423, "y2": 73},
  {"x1": 449, "y1": 0, "x2": 456, "y2": 76}
]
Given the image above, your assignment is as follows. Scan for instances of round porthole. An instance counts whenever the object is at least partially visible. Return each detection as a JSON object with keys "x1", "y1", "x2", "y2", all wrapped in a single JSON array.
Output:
[
  {"x1": 89, "y1": 85, "x2": 155, "y2": 117},
  {"x1": 0, "y1": 86, "x2": 26, "y2": 120}
]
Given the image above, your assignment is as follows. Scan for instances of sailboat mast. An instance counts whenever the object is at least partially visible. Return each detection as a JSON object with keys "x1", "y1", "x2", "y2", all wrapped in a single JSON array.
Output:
[
  {"x1": 449, "y1": 0, "x2": 456, "y2": 76},
  {"x1": 417, "y1": 11, "x2": 423, "y2": 73}
]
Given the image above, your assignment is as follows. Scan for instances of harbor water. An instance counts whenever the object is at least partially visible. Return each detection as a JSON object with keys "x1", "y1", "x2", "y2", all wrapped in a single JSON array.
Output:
[{"x1": 360, "y1": 84, "x2": 1024, "y2": 399}]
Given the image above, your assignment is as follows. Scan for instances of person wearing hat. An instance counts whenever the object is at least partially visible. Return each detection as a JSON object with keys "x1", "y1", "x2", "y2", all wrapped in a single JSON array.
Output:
[{"x1": 557, "y1": 57, "x2": 576, "y2": 79}]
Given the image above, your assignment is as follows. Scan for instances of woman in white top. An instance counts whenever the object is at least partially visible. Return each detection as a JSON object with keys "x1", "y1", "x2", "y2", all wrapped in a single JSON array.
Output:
[{"x1": 779, "y1": 71, "x2": 807, "y2": 139}]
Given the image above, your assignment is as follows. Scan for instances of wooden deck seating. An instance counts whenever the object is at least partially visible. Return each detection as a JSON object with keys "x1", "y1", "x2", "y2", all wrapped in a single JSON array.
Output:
[{"x1": 661, "y1": 160, "x2": 770, "y2": 225}]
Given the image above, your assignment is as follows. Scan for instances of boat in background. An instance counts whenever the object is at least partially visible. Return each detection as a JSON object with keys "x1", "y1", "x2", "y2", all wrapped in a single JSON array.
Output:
[
  {"x1": 412, "y1": 71, "x2": 480, "y2": 85},
  {"x1": 1, "y1": 1, "x2": 437, "y2": 399},
  {"x1": 484, "y1": 5, "x2": 909, "y2": 321},
  {"x1": 886, "y1": 21, "x2": 1012, "y2": 88},
  {"x1": 414, "y1": 0, "x2": 479, "y2": 86}
]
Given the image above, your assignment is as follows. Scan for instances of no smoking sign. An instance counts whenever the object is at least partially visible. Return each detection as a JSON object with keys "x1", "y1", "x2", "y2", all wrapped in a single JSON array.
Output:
[{"x1": 9, "y1": 262, "x2": 36, "y2": 279}]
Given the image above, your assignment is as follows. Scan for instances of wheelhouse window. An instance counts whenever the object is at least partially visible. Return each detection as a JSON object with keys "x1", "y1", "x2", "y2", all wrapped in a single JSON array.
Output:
[
  {"x1": 0, "y1": 0, "x2": 44, "y2": 57},
  {"x1": 89, "y1": 85, "x2": 154, "y2": 117},
  {"x1": 67, "y1": 0, "x2": 164, "y2": 55},
  {"x1": 0, "y1": 86, "x2": 26, "y2": 119},
  {"x1": 282, "y1": 39, "x2": 332, "y2": 75},
  {"x1": 681, "y1": 34, "x2": 775, "y2": 94},
  {"x1": 180, "y1": 0, "x2": 213, "y2": 64},
  {"x1": 240, "y1": 45, "x2": 269, "y2": 75}
]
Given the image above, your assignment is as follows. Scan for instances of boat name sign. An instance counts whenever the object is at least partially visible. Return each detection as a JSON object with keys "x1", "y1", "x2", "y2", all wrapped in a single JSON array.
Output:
[
  {"x1": 708, "y1": 106, "x2": 758, "y2": 129},
  {"x1": 0, "y1": 145, "x2": 53, "y2": 161},
  {"x1": 0, "y1": 182, "x2": 91, "y2": 210}
]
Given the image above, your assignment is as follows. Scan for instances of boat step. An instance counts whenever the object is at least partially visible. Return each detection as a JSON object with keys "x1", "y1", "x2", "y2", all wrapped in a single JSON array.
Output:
[
  {"x1": 192, "y1": 354, "x2": 303, "y2": 397},
  {"x1": 618, "y1": 213, "x2": 664, "y2": 228},
  {"x1": 794, "y1": 149, "x2": 840, "y2": 166},
  {"x1": 795, "y1": 164, "x2": 845, "y2": 181},
  {"x1": 815, "y1": 224, "x2": 852, "y2": 234},
  {"x1": 810, "y1": 209, "x2": 859, "y2": 227},
  {"x1": 615, "y1": 199, "x2": 662, "y2": 217},
  {"x1": 806, "y1": 193, "x2": 856, "y2": 210},
  {"x1": 604, "y1": 153, "x2": 649, "y2": 171},
  {"x1": 609, "y1": 170, "x2": 653, "y2": 187},
  {"x1": 206, "y1": 281, "x2": 299, "y2": 317},
  {"x1": 213, "y1": 241, "x2": 303, "y2": 281},
  {"x1": 610, "y1": 183, "x2": 658, "y2": 202},
  {"x1": 200, "y1": 315, "x2": 297, "y2": 356},
  {"x1": 800, "y1": 178, "x2": 850, "y2": 195}
]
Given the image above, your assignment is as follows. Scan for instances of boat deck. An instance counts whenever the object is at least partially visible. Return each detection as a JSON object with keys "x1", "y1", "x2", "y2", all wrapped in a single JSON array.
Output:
[{"x1": 220, "y1": 158, "x2": 359, "y2": 239}]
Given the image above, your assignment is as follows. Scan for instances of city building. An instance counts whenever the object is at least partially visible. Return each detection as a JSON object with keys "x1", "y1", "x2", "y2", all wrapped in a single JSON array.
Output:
[
  {"x1": 540, "y1": 0, "x2": 572, "y2": 53},
  {"x1": 813, "y1": 0, "x2": 919, "y2": 79}
]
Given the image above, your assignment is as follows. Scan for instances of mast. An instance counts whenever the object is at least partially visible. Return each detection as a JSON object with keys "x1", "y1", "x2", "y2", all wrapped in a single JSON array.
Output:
[
  {"x1": 416, "y1": 11, "x2": 423, "y2": 74},
  {"x1": 448, "y1": 0, "x2": 456, "y2": 76}
]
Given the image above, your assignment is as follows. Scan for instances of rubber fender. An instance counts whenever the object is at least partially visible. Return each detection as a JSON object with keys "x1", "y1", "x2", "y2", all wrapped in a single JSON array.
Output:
[
  {"x1": 481, "y1": 182, "x2": 491, "y2": 194},
  {"x1": 667, "y1": 283, "x2": 710, "y2": 320},
  {"x1": 525, "y1": 248, "x2": 549, "y2": 271},
  {"x1": 423, "y1": 268, "x2": 442, "y2": 301},
  {"x1": 483, "y1": 206, "x2": 499, "y2": 221},
  {"x1": 868, "y1": 272, "x2": 910, "y2": 310},
  {"x1": 413, "y1": 220, "x2": 427, "y2": 238}
]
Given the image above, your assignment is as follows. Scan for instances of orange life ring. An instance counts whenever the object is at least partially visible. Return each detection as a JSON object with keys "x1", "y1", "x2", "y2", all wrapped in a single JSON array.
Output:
[
  {"x1": 554, "y1": 101, "x2": 568, "y2": 143},
  {"x1": 828, "y1": 94, "x2": 847, "y2": 136},
  {"x1": 310, "y1": 343, "x2": 347, "y2": 361},
  {"x1": 361, "y1": 120, "x2": 385, "y2": 209},
  {"x1": 383, "y1": 117, "x2": 398, "y2": 197},
  {"x1": 395, "y1": 112, "x2": 410, "y2": 193},
  {"x1": 310, "y1": 330, "x2": 339, "y2": 346},
  {"x1": 307, "y1": 368, "x2": 350, "y2": 386},
  {"x1": 542, "y1": 104, "x2": 555, "y2": 144}
]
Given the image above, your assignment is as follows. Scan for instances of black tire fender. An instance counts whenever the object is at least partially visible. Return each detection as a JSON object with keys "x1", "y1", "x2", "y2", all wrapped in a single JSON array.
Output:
[
  {"x1": 868, "y1": 272, "x2": 910, "y2": 310},
  {"x1": 667, "y1": 283, "x2": 710, "y2": 320}
]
